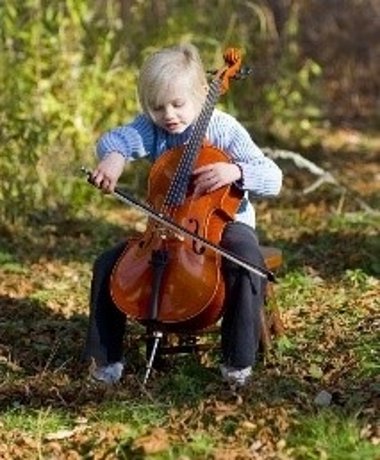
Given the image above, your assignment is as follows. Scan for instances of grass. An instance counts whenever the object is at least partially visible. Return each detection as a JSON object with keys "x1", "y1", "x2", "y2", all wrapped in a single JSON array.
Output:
[
  {"x1": 0, "y1": 179, "x2": 379, "y2": 458},
  {"x1": 94, "y1": 400, "x2": 169, "y2": 429},
  {"x1": 2, "y1": 406, "x2": 72, "y2": 434},
  {"x1": 287, "y1": 410, "x2": 379, "y2": 460}
]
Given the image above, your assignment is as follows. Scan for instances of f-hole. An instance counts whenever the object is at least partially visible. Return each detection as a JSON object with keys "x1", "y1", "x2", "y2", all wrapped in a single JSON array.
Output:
[{"x1": 188, "y1": 218, "x2": 206, "y2": 255}]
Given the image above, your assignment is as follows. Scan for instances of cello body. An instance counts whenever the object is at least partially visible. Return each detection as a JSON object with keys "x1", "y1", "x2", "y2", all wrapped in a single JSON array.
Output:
[{"x1": 110, "y1": 143, "x2": 242, "y2": 332}]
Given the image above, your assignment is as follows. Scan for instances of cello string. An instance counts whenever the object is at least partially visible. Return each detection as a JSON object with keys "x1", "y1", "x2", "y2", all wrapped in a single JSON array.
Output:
[{"x1": 157, "y1": 78, "x2": 222, "y2": 223}]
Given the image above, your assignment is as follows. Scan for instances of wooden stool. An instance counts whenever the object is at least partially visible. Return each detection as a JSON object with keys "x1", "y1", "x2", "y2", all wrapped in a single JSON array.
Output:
[
  {"x1": 145, "y1": 245, "x2": 284, "y2": 359},
  {"x1": 258, "y1": 246, "x2": 284, "y2": 352}
]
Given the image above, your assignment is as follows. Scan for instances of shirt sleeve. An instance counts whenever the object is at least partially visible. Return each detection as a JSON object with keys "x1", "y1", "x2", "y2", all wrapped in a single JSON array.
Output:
[
  {"x1": 96, "y1": 114, "x2": 156, "y2": 161},
  {"x1": 210, "y1": 111, "x2": 282, "y2": 197}
]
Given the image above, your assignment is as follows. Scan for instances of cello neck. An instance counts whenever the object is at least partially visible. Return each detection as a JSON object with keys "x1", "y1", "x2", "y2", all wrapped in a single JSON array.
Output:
[
  {"x1": 164, "y1": 78, "x2": 222, "y2": 207},
  {"x1": 184, "y1": 78, "x2": 222, "y2": 158},
  {"x1": 163, "y1": 48, "x2": 242, "y2": 208}
]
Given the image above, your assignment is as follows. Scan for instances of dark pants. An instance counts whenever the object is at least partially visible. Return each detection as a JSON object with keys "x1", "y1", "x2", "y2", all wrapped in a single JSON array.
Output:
[{"x1": 82, "y1": 222, "x2": 266, "y2": 369}]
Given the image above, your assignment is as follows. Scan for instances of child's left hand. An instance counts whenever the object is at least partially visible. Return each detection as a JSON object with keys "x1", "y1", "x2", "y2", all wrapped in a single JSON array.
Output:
[{"x1": 192, "y1": 162, "x2": 242, "y2": 198}]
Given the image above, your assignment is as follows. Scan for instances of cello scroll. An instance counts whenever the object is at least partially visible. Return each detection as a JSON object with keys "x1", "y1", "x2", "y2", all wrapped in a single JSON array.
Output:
[{"x1": 215, "y1": 48, "x2": 242, "y2": 94}]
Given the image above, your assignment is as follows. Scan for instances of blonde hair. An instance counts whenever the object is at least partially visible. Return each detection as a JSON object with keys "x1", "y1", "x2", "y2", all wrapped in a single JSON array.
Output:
[{"x1": 138, "y1": 43, "x2": 208, "y2": 118}]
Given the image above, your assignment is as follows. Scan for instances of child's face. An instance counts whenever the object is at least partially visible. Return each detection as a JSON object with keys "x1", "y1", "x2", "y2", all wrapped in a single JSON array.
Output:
[{"x1": 150, "y1": 76, "x2": 202, "y2": 134}]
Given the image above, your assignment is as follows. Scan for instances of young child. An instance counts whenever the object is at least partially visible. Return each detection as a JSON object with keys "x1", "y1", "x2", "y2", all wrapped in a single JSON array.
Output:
[{"x1": 83, "y1": 43, "x2": 282, "y2": 387}]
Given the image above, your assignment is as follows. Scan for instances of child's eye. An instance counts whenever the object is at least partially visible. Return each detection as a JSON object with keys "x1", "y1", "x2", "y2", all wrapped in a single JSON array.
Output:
[
  {"x1": 152, "y1": 105, "x2": 163, "y2": 112},
  {"x1": 173, "y1": 100, "x2": 185, "y2": 108}
]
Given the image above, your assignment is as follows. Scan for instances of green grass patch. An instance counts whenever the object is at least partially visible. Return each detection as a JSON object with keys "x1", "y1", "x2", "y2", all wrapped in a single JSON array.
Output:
[
  {"x1": 342, "y1": 268, "x2": 378, "y2": 290},
  {"x1": 158, "y1": 359, "x2": 216, "y2": 405},
  {"x1": 94, "y1": 400, "x2": 169, "y2": 430},
  {"x1": 2, "y1": 406, "x2": 73, "y2": 434},
  {"x1": 115, "y1": 431, "x2": 216, "y2": 460},
  {"x1": 287, "y1": 410, "x2": 379, "y2": 460},
  {"x1": 0, "y1": 250, "x2": 28, "y2": 274},
  {"x1": 277, "y1": 269, "x2": 318, "y2": 307},
  {"x1": 353, "y1": 339, "x2": 379, "y2": 379},
  {"x1": 168, "y1": 432, "x2": 215, "y2": 459}
]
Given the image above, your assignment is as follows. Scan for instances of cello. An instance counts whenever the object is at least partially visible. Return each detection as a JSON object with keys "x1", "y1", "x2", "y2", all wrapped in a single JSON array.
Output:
[{"x1": 111, "y1": 48, "x2": 257, "y2": 326}]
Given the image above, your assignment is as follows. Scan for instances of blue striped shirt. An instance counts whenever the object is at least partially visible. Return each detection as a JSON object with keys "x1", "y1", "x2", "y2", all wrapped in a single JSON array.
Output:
[{"x1": 96, "y1": 108, "x2": 282, "y2": 228}]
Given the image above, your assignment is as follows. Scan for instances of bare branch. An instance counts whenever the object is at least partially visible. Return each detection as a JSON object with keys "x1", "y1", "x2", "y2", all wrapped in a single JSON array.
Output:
[{"x1": 263, "y1": 147, "x2": 378, "y2": 214}]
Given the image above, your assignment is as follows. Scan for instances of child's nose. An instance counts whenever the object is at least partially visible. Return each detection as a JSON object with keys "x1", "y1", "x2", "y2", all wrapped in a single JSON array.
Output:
[{"x1": 164, "y1": 105, "x2": 175, "y2": 119}]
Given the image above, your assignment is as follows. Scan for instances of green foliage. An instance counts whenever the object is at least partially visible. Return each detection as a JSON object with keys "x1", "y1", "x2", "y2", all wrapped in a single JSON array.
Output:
[
  {"x1": 242, "y1": 3, "x2": 323, "y2": 147},
  {"x1": 262, "y1": 57, "x2": 323, "y2": 148},
  {"x1": 343, "y1": 268, "x2": 373, "y2": 290},
  {"x1": 0, "y1": 0, "x2": 138, "y2": 223}
]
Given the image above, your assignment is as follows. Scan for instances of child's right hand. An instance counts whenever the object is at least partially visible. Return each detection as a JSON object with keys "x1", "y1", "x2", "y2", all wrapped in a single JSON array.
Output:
[{"x1": 91, "y1": 152, "x2": 125, "y2": 193}]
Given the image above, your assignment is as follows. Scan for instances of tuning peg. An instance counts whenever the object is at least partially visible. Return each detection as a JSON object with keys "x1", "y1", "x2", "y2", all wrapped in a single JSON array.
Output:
[{"x1": 234, "y1": 67, "x2": 253, "y2": 79}]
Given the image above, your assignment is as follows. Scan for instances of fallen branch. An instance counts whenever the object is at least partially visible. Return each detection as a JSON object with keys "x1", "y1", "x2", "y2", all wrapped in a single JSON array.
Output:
[{"x1": 263, "y1": 147, "x2": 377, "y2": 214}]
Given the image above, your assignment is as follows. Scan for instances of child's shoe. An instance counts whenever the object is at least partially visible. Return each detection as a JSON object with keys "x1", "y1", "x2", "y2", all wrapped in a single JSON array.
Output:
[
  {"x1": 90, "y1": 361, "x2": 124, "y2": 384},
  {"x1": 220, "y1": 364, "x2": 252, "y2": 388}
]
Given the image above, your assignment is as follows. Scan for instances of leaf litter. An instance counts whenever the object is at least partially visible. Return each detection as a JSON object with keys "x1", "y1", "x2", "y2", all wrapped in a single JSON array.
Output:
[{"x1": 0, "y1": 153, "x2": 379, "y2": 459}]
